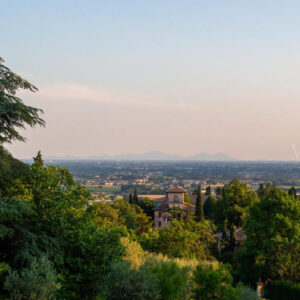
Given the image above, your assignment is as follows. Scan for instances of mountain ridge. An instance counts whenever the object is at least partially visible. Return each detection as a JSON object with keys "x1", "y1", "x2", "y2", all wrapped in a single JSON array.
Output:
[{"x1": 36, "y1": 151, "x2": 237, "y2": 161}]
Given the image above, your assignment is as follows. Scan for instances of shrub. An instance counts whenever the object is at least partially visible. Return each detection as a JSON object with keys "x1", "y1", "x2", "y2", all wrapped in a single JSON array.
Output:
[
  {"x1": 192, "y1": 263, "x2": 239, "y2": 300},
  {"x1": 106, "y1": 261, "x2": 160, "y2": 300},
  {"x1": 237, "y1": 284, "x2": 259, "y2": 300},
  {"x1": 264, "y1": 280, "x2": 300, "y2": 300},
  {"x1": 4, "y1": 256, "x2": 60, "y2": 300},
  {"x1": 144, "y1": 259, "x2": 191, "y2": 300}
]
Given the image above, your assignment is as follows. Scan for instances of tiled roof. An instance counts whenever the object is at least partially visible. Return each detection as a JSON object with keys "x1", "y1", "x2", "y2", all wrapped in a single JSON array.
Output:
[
  {"x1": 166, "y1": 186, "x2": 186, "y2": 193},
  {"x1": 153, "y1": 202, "x2": 169, "y2": 211},
  {"x1": 139, "y1": 195, "x2": 166, "y2": 203}
]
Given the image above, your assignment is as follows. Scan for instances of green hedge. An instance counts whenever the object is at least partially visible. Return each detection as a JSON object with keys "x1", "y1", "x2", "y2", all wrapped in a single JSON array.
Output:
[{"x1": 265, "y1": 280, "x2": 300, "y2": 300}]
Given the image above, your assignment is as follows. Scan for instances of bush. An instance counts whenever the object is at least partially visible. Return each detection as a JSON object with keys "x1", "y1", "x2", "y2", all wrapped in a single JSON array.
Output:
[
  {"x1": 144, "y1": 259, "x2": 191, "y2": 300},
  {"x1": 4, "y1": 256, "x2": 60, "y2": 300},
  {"x1": 237, "y1": 284, "x2": 259, "y2": 300},
  {"x1": 192, "y1": 263, "x2": 239, "y2": 300},
  {"x1": 264, "y1": 280, "x2": 300, "y2": 300},
  {"x1": 106, "y1": 261, "x2": 160, "y2": 300}
]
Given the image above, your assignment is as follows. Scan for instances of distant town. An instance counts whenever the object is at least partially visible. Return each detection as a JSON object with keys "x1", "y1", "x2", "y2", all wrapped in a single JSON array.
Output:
[{"x1": 40, "y1": 160, "x2": 300, "y2": 203}]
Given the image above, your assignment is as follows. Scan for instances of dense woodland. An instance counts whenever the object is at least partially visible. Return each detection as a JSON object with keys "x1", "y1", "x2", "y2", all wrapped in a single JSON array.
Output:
[{"x1": 1, "y1": 58, "x2": 300, "y2": 299}]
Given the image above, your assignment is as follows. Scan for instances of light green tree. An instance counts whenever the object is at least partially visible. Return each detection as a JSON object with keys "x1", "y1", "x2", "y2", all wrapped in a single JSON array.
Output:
[{"x1": 142, "y1": 218, "x2": 215, "y2": 260}]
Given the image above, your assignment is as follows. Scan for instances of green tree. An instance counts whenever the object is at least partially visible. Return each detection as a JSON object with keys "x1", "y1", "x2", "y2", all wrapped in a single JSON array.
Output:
[
  {"x1": 33, "y1": 150, "x2": 43, "y2": 165},
  {"x1": 92, "y1": 201, "x2": 121, "y2": 228},
  {"x1": 203, "y1": 195, "x2": 216, "y2": 220},
  {"x1": 256, "y1": 183, "x2": 272, "y2": 199},
  {"x1": 0, "y1": 198, "x2": 58, "y2": 270},
  {"x1": 0, "y1": 147, "x2": 30, "y2": 196},
  {"x1": 195, "y1": 184, "x2": 204, "y2": 222},
  {"x1": 106, "y1": 261, "x2": 160, "y2": 300},
  {"x1": 205, "y1": 185, "x2": 212, "y2": 196},
  {"x1": 216, "y1": 186, "x2": 223, "y2": 196},
  {"x1": 133, "y1": 189, "x2": 139, "y2": 205},
  {"x1": 138, "y1": 197, "x2": 155, "y2": 219},
  {"x1": 148, "y1": 260, "x2": 190, "y2": 300},
  {"x1": 0, "y1": 57, "x2": 45, "y2": 145},
  {"x1": 4, "y1": 159, "x2": 125, "y2": 299},
  {"x1": 142, "y1": 218, "x2": 215, "y2": 260},
  {"x1": 128, "y1": 193, "x2": 133, "y2": 204},
  {"x1": 214, "y1": 179, "x2": 258, "y2": 251},
  {"x1": 4, "y1": 256, "x2": 60, "y2": 300},
  {"x1": 193, "y1": 263, "x2": 239, "y2": 300},
  {"x1": 288, "y1": 186, "x2": 297, "y2": 199},
  {"x1": 184, "y1": 192, "x2": 192, "y2": 204},
  {"x1": 236, "y1": 186, "x2": 300, "y2": 283},
  {"x1": 113, "y1": 199, "x2": 152, "y2": 235}
]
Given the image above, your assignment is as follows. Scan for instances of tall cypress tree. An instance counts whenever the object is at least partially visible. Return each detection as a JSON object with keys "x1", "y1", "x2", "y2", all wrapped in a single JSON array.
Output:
[
  {"x1": 205, "y1": 185, "x2": 211, "y2": 196},
  {"x1": 288, "y1": 186, "x2": 297, "y2": 199},
  {"x1": 33, "y1": 150, "x2": 43, "y2": 165},
  {"x1": 133, "y1": 189, "x2": 139, "y2": 205},
  {"x1": 195, "y1": 184, "x2": 204, "y2": 222},
  {"x1": 128, "y1": 193, "x2": 133, "y2": 204}
]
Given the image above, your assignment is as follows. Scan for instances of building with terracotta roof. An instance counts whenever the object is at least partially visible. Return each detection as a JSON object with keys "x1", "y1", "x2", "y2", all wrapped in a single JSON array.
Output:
[{"x1": 152, "y1": 186, "x2": 195, "y2": 228}]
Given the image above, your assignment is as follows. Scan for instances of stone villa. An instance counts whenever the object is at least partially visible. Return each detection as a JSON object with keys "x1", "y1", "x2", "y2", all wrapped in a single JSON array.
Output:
[{"x1": 140, "y1": 186, "x2": 197, "y2": 228}]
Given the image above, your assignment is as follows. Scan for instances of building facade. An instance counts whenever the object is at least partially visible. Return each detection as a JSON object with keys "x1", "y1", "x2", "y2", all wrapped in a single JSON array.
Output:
[{"x1": 153, "y1": 186, "x2": 194, "y2": 228}]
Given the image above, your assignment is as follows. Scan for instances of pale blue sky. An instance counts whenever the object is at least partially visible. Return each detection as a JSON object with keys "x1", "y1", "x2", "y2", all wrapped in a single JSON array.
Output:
[{"x1": 2, "y1": 1, "x2": 300, "y2": 160}]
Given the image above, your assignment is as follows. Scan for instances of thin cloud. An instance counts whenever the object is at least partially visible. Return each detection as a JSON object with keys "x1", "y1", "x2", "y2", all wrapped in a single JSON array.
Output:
[{"x1": 22, "y1": 83, "x2": 201, "y2": 111}]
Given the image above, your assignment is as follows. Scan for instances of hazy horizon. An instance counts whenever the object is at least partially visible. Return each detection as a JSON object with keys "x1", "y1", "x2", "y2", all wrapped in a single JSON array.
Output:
[{"x1": 3, "y1": 1, "x2": 300, "y2": 160}]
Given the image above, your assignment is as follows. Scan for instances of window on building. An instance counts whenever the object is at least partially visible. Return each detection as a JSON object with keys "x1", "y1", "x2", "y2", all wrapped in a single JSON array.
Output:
[
  {"x1": 159, "y1": 212, "x2": 162, "y2": 218},
  {"x1": 174, "y1": 195, "x2": 179, "y2": 203},
  {"x1": 158, "y1": 221, "x2": 162, "y2": 227}
]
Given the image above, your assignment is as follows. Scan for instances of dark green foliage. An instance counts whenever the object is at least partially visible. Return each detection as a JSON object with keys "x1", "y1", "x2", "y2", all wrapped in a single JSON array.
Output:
[
  {"x1": 0, "y1": 198, "x2": 59, "y2": 270},
  {"x1": 0, "y1": 57, "x2": 45, "y2": 145},
  {"x1": 216, "y1": 186, "x2": 222, "y2": 196},
  {"x1": 0, "y1": 147, "x2": 30, "y2": 196},
  {"x1": 214, "y1": 179, "x2": 258, "y2": 250},
  {"x1": 4, "y1": 256, "x2": 59, "y2": 300},
  {"x1": 33, "y1": 151, "x2": 43, "y2": 165},
  {"x1": 234, "y1": 249, "x2": 261, "y2": 287},
  {"x1": 192, "y1": 264, "x2": 239, "y2": 300},
  {"x1": 149, "y1": 261, "x2": 190, "y2": 300},
  {"x1": 106, "y1": 261, "x2": 160, "y2": 300},
  {"x1": 133, "y1": 189, "x2": 139, "y2": 205},
  {"x1": 129, "y1": 193, "x2": 133, "y2": 204},
  {"x1": 60, "y1": 223, "x2": 124, "y2": 299},
  {"x1": 0, "y1": 159, "x2": 125, "y2": 299},
  {"x1": 195, "y1": 184, "x2": 204, "y2": 222},
  {"x1": 203, "y1": 195, "x2": 216, "y2": 219},
  {"x1": 205, "y1": 185, "x2": 211, "y2": 196},
  {"x1": 288, "y1": 186, "x2": 297, "y2": 199},
  {"x1": 138, "y1": 197, "x2": 155, "y2": 219},
  {"x1": 237, "y1": 186, "x2": 300, "y2": 283},
  {"x1": 257, "y1": 183, "x2": 272, "y2": 199},
  {"x1": 264, "y1": 280, "x2": 300, "y2": 300}
]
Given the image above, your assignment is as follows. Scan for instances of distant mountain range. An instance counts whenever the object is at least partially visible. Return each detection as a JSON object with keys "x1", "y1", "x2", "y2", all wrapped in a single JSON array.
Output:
[{"x1": 41, "y1": 151, "x2": 237, "y2": 161}]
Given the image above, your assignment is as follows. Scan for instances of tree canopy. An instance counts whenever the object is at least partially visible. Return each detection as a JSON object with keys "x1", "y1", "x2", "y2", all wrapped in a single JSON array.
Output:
[
  {"x1": 236, "y1": 186, "x2": 300, "y2": 284},
  {"x1": 0, "y1": 57, "x2": 44, "y2": 145}
]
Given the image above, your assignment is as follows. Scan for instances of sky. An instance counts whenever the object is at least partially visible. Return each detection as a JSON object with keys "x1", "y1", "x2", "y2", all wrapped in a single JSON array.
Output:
[{"x1": 2, "y1": 0, "x2": 300, "y2": 160}]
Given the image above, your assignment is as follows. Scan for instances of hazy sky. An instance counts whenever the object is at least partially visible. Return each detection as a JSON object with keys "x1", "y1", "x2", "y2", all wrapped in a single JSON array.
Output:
[{"x1": 2, "y1": 0, "x2": 300, "y2": 160}]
